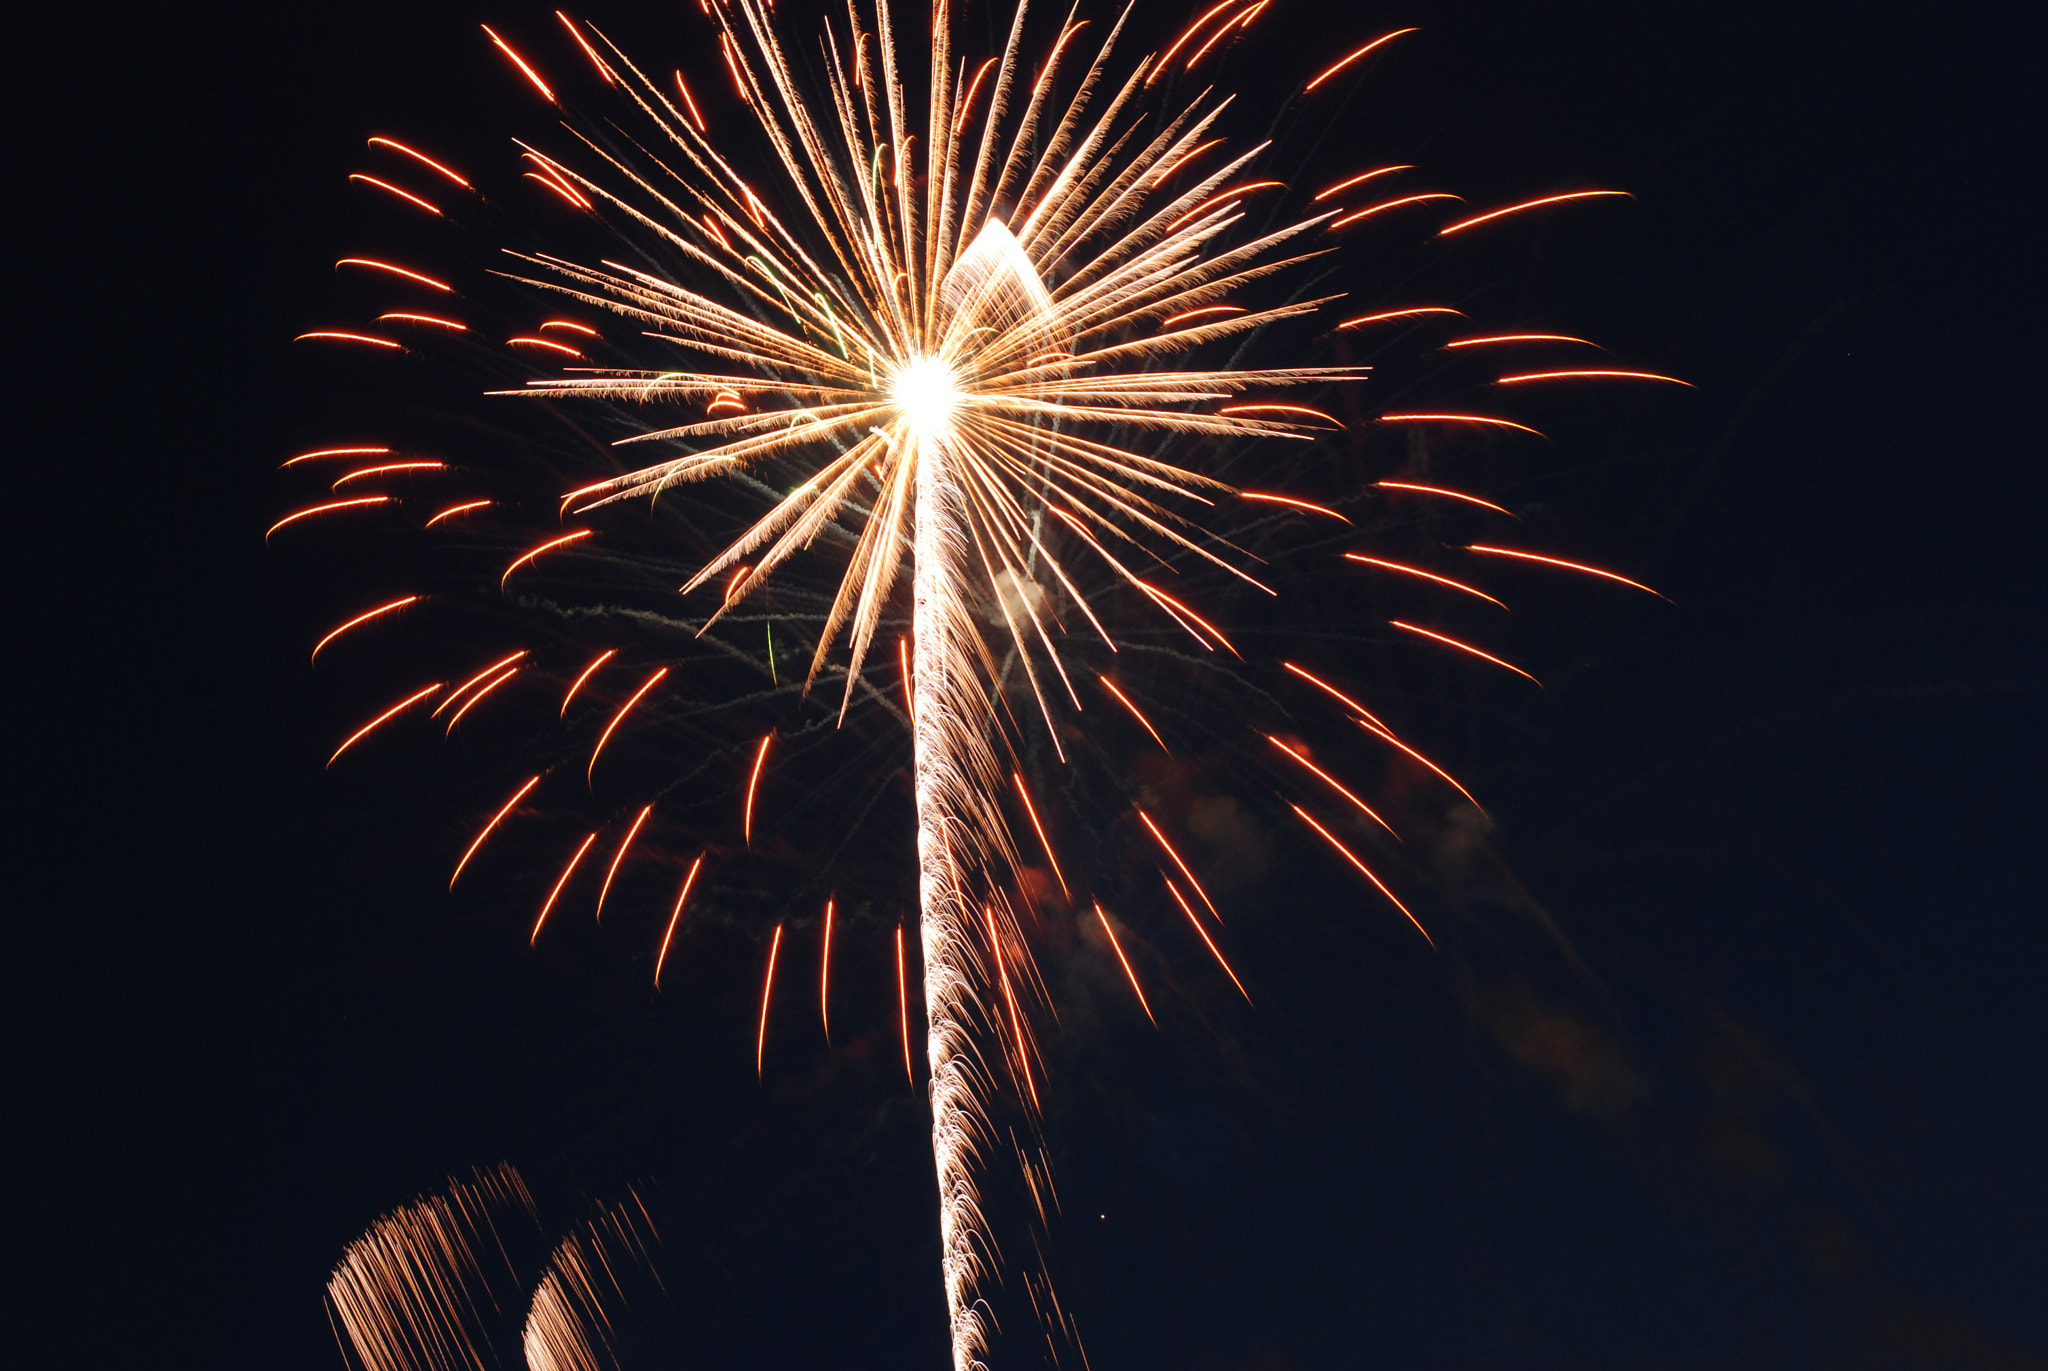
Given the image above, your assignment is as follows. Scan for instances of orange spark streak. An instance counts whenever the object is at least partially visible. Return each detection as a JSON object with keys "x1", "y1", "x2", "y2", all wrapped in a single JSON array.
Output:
[
  {"x1": 1265, "y1": 735, "x2": 1397, "y2": 836},
  {"x1": 366, "y1": 137, "x2": 471, "y2": 188},
  {"x1": 524, "y1": 171, "x2": 591, "y2": 211},
  {"x1": 720, "y1": 32, "x2": 748, "y2": 102},
  {"x1": 1167, "y1": 181, "x2": 1284, "y2": 229},
  {"x1": 1282, "y1": 663, "x2": 1487, "y2": 811},
  {"x1": 501, "y1": 529, "x2": 593, "y2": 588},
  {"x1": 377, "y1": 313, "x2": 466, "y2": 330},
  {"x1": 654, "y1": 854, "x2": 704, "y2": 989},
  {"x1": 596, "y1": 804, "x2": 651, "y2": 920},
  {"x1": 743, "y1": 733, "x2": 771, "y2": 845},
  {"x1": 1162, "y1": 876, "x2": 1251, "y2": 1002},
  {"x1": 424, "y1": 499, "x2": 491, "y2": 527},
  {"x1": 1313, "y1": 165, "x2": 1411, "y2": 201},
  {"x1": 820, "y1": 897, "x2": 835, "y2": 1043},
  {"x1": 1094, "y1": 905, "x2": 1155, "y2": 1026},
  {"x1": 1328, "y1": 194, "x2": 1460, "y2": 230},
  {"x1": 1495, "y1": 368, "x2": 1692, "y2": 387},
  {"x1": 955, "y1": 57, "x2": 997, "y2": 133},
  {"x1": 1239, "y1": 491, "x2": 1350, "y2": 522},
  {"x1": 1379, "y1": 413, "x2": 1545, "y2": 436},
  {"x1": 1344, "y1": 553, "x2": 1508, "y2": 608},
  {"x1": 1305, "y1": 28, "x2": 1418, "y2": 90},
  {"x1": 294, "y1": 330, "x2": 402, "y2": 349},
  {"x1": 1137, "y1": 581, "x2": 1242, "y2": 654},
  {"x1": 1288, "y1": 805, "x2": 1433, "y2": 946},
  {"x1": 1157, "y1": 138, "x2": 1223, "y2": 180},
  {"x1": 1282, "y1": 661, "x2": 1389, "y2": 728},
  {"x1": 756, "y1": 924, "x2": 784, "y2": 1075},
  {"x1": 588, "y1": 667, "x2": 669, "y2": 782},
  {"x1": 1445, "y1": 333, "x2": 1597, "y2": 349},
  {"x1": 443, "y1": 666, "x2": 518, "y2": 732},
  {"x1": 1373, "y1": 480, "x2": 1513, "y2": 515},
  {"x1": 538, "y1": 320, "x2": 599, "y2": 337},
  {"x1": 1439, "y1": 190, "x2": 1631, "y2": 236},
  {"x1": 1217, "y1": 403, "x2": 1341, "y2": 426},
  {"x1": 1336, "y1": 306, "x2": 1465, "y2": 329},
  {"x1": 896, "y1": 925, "x2": 913, "y2": 1083},
  {"x1": 562, "y1": 649, "x2": 616, "y2": 715},
  {"x1": 1183, "y1": 3, "x2": 1253, "y2": 68},
  {"x1": 988, "y1": 905, "x2": 1037, "y2": 1109},
  {"x1": 1160, "y1": 304, "x2": 1244, "y2": 329},
  {"x1": 531, "y1": 832, "x2": 598, "y2": 943},
  {"x1": 673, "y1": 71, "x2": 707, "y2": 131},
  {"x1": 283, "y1": 446, "x2": 389, "y2": 467},
  {"x1": 1012, "y1": 773, "x2": 1068, "y2": 899},
  {"x1": 556, "y1": 11, "x2": 614, "y2": 83},
  {"x1": 1136, "y1": 809, "x2": 1218, "y2": 919},
  {"x1": 1151, "y1": 0, "x2": 1239, "y2": 82},
  {"x1": 1097, "y1": 675, "x2": 1168, "y2": 753},
  {"x1": 312, "y1": 596, "x2": 419, "y2": 661},
  {"x1": 481, "y1": 25, "x2": 556, "y2": 103},
  {"x1": 336, "y1": 259, "x2": 451, "y2": 291},
  {"x1": 1389, "y1": 620, "x2": 1540, "y2": 684},
  {"x1": 326, "y1": 683, "x2": 441, "y2": 767},
  {"x1": 265, "y1": 495, "x2": 391, "y2": 539},
  {"x1": 1466, "y1": 545, "x2": 1670, "y2": 598},
  {"x1": 898, "y1": 637, "x2": 916, "y2": 721},
  {"x1": 434, "y1": 651, "x2": 529, "y2": 716},
  {"x1": 508, "y1": 335, "x2": 584, "y2": 356},
  {"x1": 522, "y1": 156, "x2": 593, "y2": 208},
  {"x1": 332, "y1": 461, "x2": 446, "y2": 488},
  {"x1": 450, "y1": 775, "x2": 541, "y2": 888},
  {"x1": 346, "y1": 175, "x2": 442, "y2": 215}
]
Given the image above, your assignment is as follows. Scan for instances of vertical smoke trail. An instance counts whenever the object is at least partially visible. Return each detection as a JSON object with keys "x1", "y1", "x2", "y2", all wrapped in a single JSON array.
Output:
[{"x1": 912, "y1": 427, "x2": 995, "y2": 1371}]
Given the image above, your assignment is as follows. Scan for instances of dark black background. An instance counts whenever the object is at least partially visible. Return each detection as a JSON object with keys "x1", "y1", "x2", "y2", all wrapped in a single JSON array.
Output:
[{"x1": 15, "y1": 0, "x2": 2044, "y2": 1367}]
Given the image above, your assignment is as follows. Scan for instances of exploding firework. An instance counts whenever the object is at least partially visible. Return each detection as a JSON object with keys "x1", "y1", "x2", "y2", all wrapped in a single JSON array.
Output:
[{"x1": 280, "y1": 0, "x2": 1681, "y2": 1363}]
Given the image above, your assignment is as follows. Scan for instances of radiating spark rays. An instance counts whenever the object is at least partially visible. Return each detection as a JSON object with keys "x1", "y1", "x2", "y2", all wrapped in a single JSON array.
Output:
[
  {"x1": 1466, "y1": 545, "x2": 1670, "y2": 598},
  {"x1": 532, "y1": 833, "x2": 598, "y2": 943},
  {"x1": 596, "y1": 805, "x2": 651, "y2": 921},
  {"x1": 451, "y1": 776, "x2": 541, "y2": 889},
  {"x1": 1012, "y1": 772, "x2": 1068, "y2": 899},
  {"x1": 1264, "y1": 735, "x2": 1397, "y2": 837},
  {"x1": 1304, "y1": 28, "x2": 1417, "y2": 90},
  {"x1": 367, "y1": 137, "x2": 471, "y2": 188},
  {"x1": 1093, "y1": 904, "x2": 1155, "y2": 1025},
  {"x1": 312, "y1": 596, "x2": 419, "y2": 661},
  {"x1": 742, "y1": 733, "x2": 772, "y2": 846},
  {"x1": 1373, "y1": 480, "x2": 1514, "y2": 516},
  {"x1": 1440, "y1": 189, "x2": 1631, "y2": 235},
  {"x1": 1343, "y1": 552, "x2": 1508, "y2": 608},
  {"x1": 654, "y1": 854, "x2": 705, "y2": 989},
  {"x1": 896, "y1": 924, "x2": 913, "y2": 1083},
  {"x1": 501, "y1": 529, "x2": 593, "y2": 588},
  {"x1": 1240, "y1": 490, "x2": 1349, "y2": 521},
  {"x1": 562, "y1": 650, "x2": 616, "y2": 715},
  {"x1": 819, "y1": 897, "x2": 836, "y2": 1043},
  {"x1": 1162, "y1": 875, "x2": 1251, "y2": 1002},
  {"x1": 1287, "y1": 804, "x2": 1433, "y2": 946},
  {"x1": 1389, "y1": 619, "x2": 1541, "y2": 684},
  {"x1": 756, "y1": 923, "x2": 784, "y2": 1075},
  {"x1": 1136, "y1": 809, "x2": 1219, "y2": 919},
  {"x1": 327, "y1": 683, "x2": 442, "y2": 767},
  {"x1": 588, "y1": 668, "x2": 669, "y2": 783},
  {"x1": 1096, "y1": 675, "x2": 1168, "y2": 753}
]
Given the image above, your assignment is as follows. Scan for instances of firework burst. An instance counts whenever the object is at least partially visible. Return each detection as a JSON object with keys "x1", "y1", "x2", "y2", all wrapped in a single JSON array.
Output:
[{"x1": 282, "y1": 0, "x2": 1679, "y2": 1363}]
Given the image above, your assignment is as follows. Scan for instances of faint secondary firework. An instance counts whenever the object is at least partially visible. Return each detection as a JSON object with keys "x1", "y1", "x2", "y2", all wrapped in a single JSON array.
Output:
[{"x1": 279, "y1": 0, "x2": 1684, "y2": 1365}]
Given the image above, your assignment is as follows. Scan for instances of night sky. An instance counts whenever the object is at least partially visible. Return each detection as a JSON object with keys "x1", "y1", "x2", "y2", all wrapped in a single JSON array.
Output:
[{"x1": 18, "y1": 0, "x2": 2045, "y2": 1367}]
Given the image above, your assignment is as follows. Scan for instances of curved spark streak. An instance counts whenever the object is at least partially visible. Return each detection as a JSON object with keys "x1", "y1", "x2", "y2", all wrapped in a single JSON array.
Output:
[
  {"x1": 1445, "y1": 333, "x2": 1598, "y2": 350},
  {"x1": 1336, "y1": 306, "x2": 1464, "y2": 329},
  {"x1": 450, "y1": 775, "x2": 541, "y2": 889},
  {"x1": 336, "y1": 258, "x2": 451, "y2": 291},
  {"x1": 311, "y1": 596, "x2": 419, "y2": 661},
  {"x1": 1287, "y1": 804, "x2": 1433, "y2": 946},
  {"x1": 326, "y1": 683, "x2": 441, "y2": 767},
  {"x1": 1439, "y1": 189, "x2": 1631, "y2": 236},
  {"x1": 346, "y1": 175, "x2": 442, "y2": 215},
  {"x1": 265, "y1": 495, "x2": 391, "y2": 539},
  {"x1": 820, "y1": 897, "x2": 836, "y2": 1042},
  {"x1": 434, "y1": 651, "x2": 529, "y2": 717},
  {"x1": 1328, "y1": 193, "x2": 1461, "y2": 230},
  {"x1": 1265, "y1": 735, "x2": 1397, "y2": 836},
  {"x1": 1343, "y1": 553, "x2": 1508, "y2": 608},
  {"x1": 756, "y1": 924, "x2": 783, "y2": 1075},
  {"x1": 1496, "y1": 368, "x2": 1692, "y2": 387},
  {"x1": 1281, "y1": 661, "x2": 1485, "y2": 812},
  {"x1": 531, "y1": 833, "x2": 598, "y2": 943},
  {"x1": 443, "y1": 666, "x2": 519, "y2": 732},
  {"x1": 1466, "y1": 545, "x2": 1670, "y2": 599},
  {"x1": 1389, "y1": 619, "x2": 1541, "y2": 684},
  {"x1": 283, "y1": 446, "x2": 389, "y2": 467},
  {"x1": 1379, "y1": 413, "x2": 1545, "y2": 436},
  {"x1": 1162, "y1": 876, "x2": 1252, "y2": 1002},
  {"x1": 654, "y1": 854, "x2": 705, "y2": 989},
  {"x1": 896, "y1": 926, "x2": 914, "y2": 1083},
  {"x1": 1373, "y1": 480, "x2": 1514, "y2": 516},
  {"x1": 1093, "y1": 905, "x2": 1156, "y2": 1025},
  {"x1": 333, "y1": 461, "x2": 446, "y2": 488},
  {"x1": 1097, "y1": 675, "x2": 1169, "y2": 753},
  {"x1": 1305, "y1": 28, "x2": 1418, "y2": 90},
  {"x1": 596, "y1": 804, "x2": 652, "y2": 921},
  {"x1": 1240, "y1": 491, "x2": 1350, "y2": 521},
  {"x1": 561, "y1": 649, "x2": 617, "y2": 715},
  {"x1": 588, "y1": 668, "x2": 669, "y2": 783},
  {"x1": 425, "y1": 499, "x2": 491, "y2": 526},
  {"x1": 1313, "y1": 165, "x2": 1411, "y2": 200},
  {"x1": 742, "y1": 733, "x2": 772, "y2": 846},
  {"x1": 482, "y1": 24, "x2": 556, "y2": 103},
  {"x1": 501, "y1": 529, "x2": 593, "y2": 587},
  {"x1": 1012, "y1": 773, "x2": 1068, "y2": 899},
  {"x1": 367, "y1": 136, "x2": 470, "y2": 187},
  {"x1": 378, "y1": 313, "x2": 466, "y2": 330},
  {"x1": 294, "y1": 330, "x2": 402, "y2": 349},
  {"x1": 1137, "y1": 810, "x2": 1219, "y2": 919}
]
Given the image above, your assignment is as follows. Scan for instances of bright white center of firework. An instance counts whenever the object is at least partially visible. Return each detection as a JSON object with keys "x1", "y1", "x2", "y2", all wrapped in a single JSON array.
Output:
[{"x1": 891, "y1": 357, "x2": 962, "y2": 439}]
